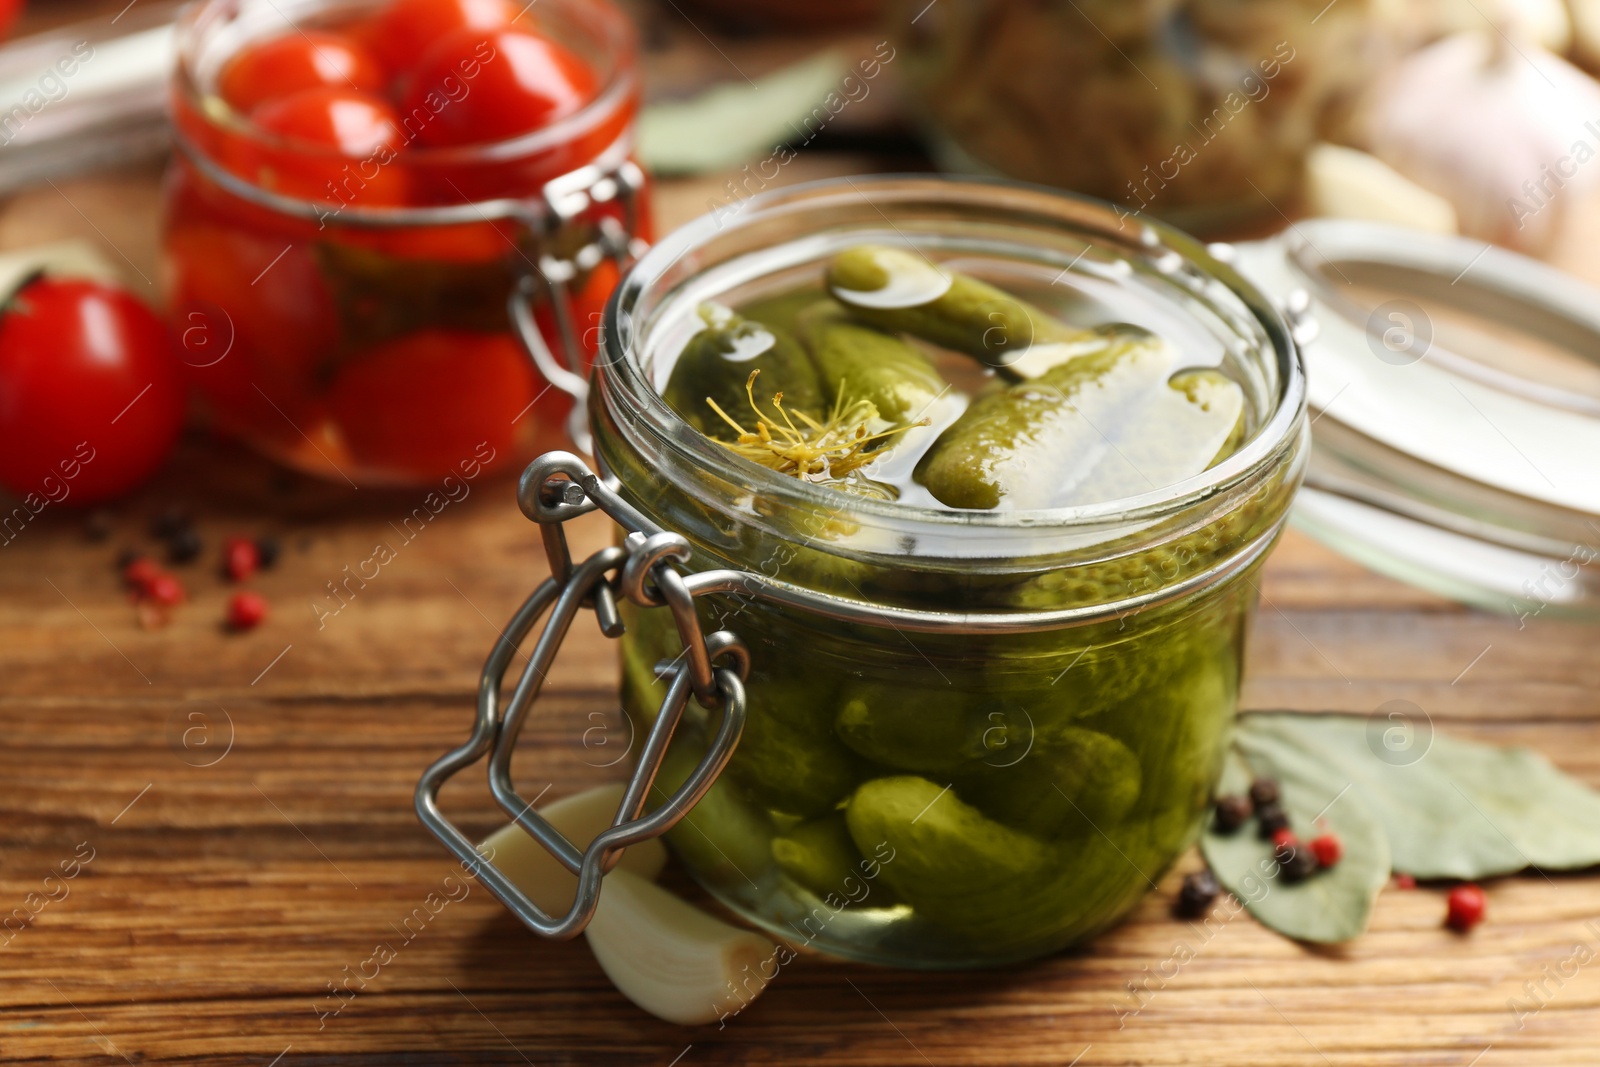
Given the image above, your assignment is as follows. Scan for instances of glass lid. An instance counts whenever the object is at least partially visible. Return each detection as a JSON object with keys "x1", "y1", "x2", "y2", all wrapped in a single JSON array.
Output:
[{"x1": 1231, "y1": 220, "x2": 1600, "y2": 620}]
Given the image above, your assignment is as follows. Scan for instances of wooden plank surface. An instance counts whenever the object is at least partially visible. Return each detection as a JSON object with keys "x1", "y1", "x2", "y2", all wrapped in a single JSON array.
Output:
[{"x1": 5, "y1": 3, "x2": 1600, "y2": 1064}]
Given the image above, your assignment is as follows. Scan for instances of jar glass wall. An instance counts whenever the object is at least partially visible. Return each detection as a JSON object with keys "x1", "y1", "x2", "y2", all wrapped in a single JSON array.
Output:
[
  {"x1": 591, "y1": 176, "x2": 1307, "y2": 968},
  {"x1": 162, "y1": 0, "x2": 643, "y2": 485}
]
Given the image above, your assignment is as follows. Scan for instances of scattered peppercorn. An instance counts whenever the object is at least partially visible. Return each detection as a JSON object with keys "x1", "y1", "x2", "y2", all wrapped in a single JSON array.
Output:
[
  {"x1": 1394, "y1": 873, "x2": 1417, "y2": 890},
  {"x1": 223, "y1": 537, "x2": 260, "y2": 582},
  {"x1": 166, "y1": 527, "x2": 204, "y2": 564},
  {"x1": 145, "y1": 573, "x2": 186, "y2": 607},
  {"x1": 1212, "y1": 794, "x2": 1251, "y2": 834},
  {"x1": 1445, "y1": 884, "x2": 1486, "y2": 932},
  {"x1": 227, "y1": 590, "x2": 268, "y2": 631},
  {"x1": 1270, "y1": 827, "x2": 1298, "y2": 851},
  {"x1": 122, "y1": 556, "x2": 162, "y2": 593},
  {"x1": 1174, "y1": 869, "x2": 1221, "y2": 918},
  {"x1": 1255, "y1": 801, "x2": 1290, "y2": 839},
  {"x1": 1249, "y1": 777, "x2": 1281, "y2": 807},
  {"x1": 1278, "y1": 845, "x2": 1318, "y2": 884},
  {"x1": 1310, "y1": 833, "x2": 1343, "y2": 868},
  {"x1": 83, "y1": 510, "x2": 114, "y2": 543},
  {"x1": 255, "y1": 535, "x2": 282, "y2": 570},
  {"x1": 115, "y1": 547, "x2": 144, "y2": 573},
  {"x1": 150, "y1": 505, "x2": 191, "y2": 540}
]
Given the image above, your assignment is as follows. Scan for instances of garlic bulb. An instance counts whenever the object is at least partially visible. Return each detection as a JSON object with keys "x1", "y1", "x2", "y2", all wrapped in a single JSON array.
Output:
[
  {"x1": 481, "y1": 784, "x2": 780, "y2": 1027},
  {"x1": 1360, "y1": 30, "x2": 1600, "y2": 254}
]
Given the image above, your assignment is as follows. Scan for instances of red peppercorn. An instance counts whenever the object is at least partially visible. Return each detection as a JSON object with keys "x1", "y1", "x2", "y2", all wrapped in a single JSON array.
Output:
[
  {"x1": 227, "y1": 591, "x2": 268, "y2": 631},
  {"x1": 122, "y1": 556, "x2": 162, "y2": 592},
  {"x1": 1446, "y1": 883, "x2": 1486, "y2": 931},
  {"x1": 145, "y1": 573, "x2": 186, "y2": 607},
  {"x1": 223, "y1": 536, "x2": 261, "y2": 582},
  {"x1": 1310, "y1": 833, "x2": 1342, "y2": 868},
  {"x1": 1394, "y1": 873, "x2": 1417, "y2": 890},
  {"x1": 1270, "y1": 827, "x2": 1298, "y2": 851}
]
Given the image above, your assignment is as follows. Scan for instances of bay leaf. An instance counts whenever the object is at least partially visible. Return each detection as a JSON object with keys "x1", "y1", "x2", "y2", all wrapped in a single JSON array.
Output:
[
  {"x1": 638, "y1": 52, "x2": 850, "y2": 176},
  {"x1": 1200, "y1": 745, "x2": 1390, "y2": 944},
  {"x1": 1236, "y1": 713, "x2": 1600, "y2": 880}
]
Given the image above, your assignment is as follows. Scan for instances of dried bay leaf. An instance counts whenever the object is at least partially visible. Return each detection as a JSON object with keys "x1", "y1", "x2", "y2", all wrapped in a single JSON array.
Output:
[
  {"x1": 1200, "y1": 746, "x2": 1391, "y2": 944},
  {"x1": 1237, "y1": 713, "x2": 1600, "y2": 880}
]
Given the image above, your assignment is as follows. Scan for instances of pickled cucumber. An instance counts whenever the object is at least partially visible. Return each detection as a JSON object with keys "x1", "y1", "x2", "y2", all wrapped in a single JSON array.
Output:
[
  {"x1": 835, "y1": 686, "x2": 1028, "y2": 776},
  {"x1": 726, "y1": 690, "x2": 866, "y2": 818},
  {"x1": 650, "y1": 741, "x2": 775, "y2": 884},
  {"x1": 826, "y1": 244, "x2": 1094, "y2": 371},
  {"x1": 771, "y1": 812, "x2": 894, "y2": 905},
  {"x1": 913, "y1": 332, "x2": 1173, "y2": 509},
  {"x1": 844, "y1": 776, "x2": 1057, "y2": 933},
  {"x1": 793, "y1": 301, "x2": 948, "y2": 424},
  {"x1": 956, "y1": 724, "x2": 1142, "y2": 837},
  {"x1": 661, "y1": 303, "x2": 825, "y2": 436}
]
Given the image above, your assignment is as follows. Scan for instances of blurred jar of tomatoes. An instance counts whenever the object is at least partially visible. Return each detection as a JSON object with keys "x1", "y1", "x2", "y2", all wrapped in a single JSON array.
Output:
[{"x1": 162, "y1": 0, "x2": 645, "y2": 485}]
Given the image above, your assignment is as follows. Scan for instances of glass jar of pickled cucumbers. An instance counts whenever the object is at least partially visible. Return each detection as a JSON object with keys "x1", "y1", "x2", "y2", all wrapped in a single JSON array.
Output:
[
  {"x1": 891, "y1": 0, "x2": 1380, "y2": 235},
  {"x1": 587, "y1": 176, "x2": 1307, "y2": 968}
]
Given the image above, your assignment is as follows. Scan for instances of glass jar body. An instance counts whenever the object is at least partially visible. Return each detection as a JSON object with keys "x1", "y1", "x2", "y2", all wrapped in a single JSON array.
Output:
[
  {"x1": 161, "y1": 0, "x2": 642, "y2": 485},
  {"x1": 589, "y1": 175, "x2": 1306, "y2": 967},
  {"x1": 892, "y1": 0, "x2": 1376, "y2": 235}
]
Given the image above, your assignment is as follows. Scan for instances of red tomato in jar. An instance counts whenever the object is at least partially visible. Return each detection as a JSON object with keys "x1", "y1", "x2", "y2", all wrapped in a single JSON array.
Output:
[
  {"x1": 219, "y1": 31, "x2": 386, "y2": 114},
  {"x1": 399, "y1": 28, "x2": 596, "y2": 147},
  {"x1": 366, "y1": 0, "x2": 517, "y2": 74},
  {"x1": 327, "y1": 329, "x2": 535, "y2": 481},
  {"x1": 0, "y1": 278, "x2": 185, "y2": 504},
  {"x1": 247, "y1": 88, "x2": 409, "y2": 205}
]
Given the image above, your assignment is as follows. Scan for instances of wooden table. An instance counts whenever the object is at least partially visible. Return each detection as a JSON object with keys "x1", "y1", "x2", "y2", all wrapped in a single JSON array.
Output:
[{"x1": 5, "y1": 3, "x2": 1600, "y2": 1064}]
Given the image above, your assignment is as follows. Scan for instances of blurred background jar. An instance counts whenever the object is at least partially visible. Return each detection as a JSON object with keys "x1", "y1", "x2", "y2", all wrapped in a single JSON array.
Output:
[
  {"x1": 890, "y1": 0, "x2": 1380, "y2": 236},
  {"x1": 163, "y1": 0, "x2": 645, "y2": 486}
]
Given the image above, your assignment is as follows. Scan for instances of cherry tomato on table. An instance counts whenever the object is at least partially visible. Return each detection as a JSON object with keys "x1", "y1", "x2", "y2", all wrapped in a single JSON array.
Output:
[
  {"x1": 400, "y1": 28, "x2": 596, "y2": 148},
  {"x1": 364, "y1": 0, "x2": 517, "y2": 75},
  {"x1": 219, "y1": 30, "x2": 386, "y2": 114},
  {"x1": 0, "y1": 278, "x2": 186, "y2": 505}
]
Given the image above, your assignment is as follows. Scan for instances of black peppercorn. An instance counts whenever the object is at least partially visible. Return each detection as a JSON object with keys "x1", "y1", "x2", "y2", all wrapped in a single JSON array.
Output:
[
  {"x1": 114, "y1": 547, "x2": 142, "y2": 572},
  {"x1": 150, "y1": 506, "x2": 191, "y2": 540},
  {"x1": 166, "y1": 527, "x2": 203, "y2": 565},
  {"x1": 1249, "y1": 777, "x2": 1281, "y2": 807},
  {"x1": 1174, "y1": 869, "x2": 1221, "y2": 918},
  {"x1": 1212, "y1": 794, "x2": 1252, "y2": 834},
  {"x1": 255, "y1": 535, "x2": 282, "y2": 570},
  {"x1": 1277, "y1": 845, "x2": 1318, "y2": 884},
  {"x1": 83, "y1": 510, "x2": 113, "y2": 543},
  {"x1": 1255, "y1": 801, "x2": 1290, "y2": 839}
]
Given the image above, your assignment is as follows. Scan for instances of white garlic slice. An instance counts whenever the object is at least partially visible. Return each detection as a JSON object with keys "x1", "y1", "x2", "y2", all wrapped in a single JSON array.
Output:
[
  {"x1": 477, "y1": 784, "x2": 666, "y2": 916},
  {"x1": 480, "y1": 784, "x2": 780, "y2": 1026},
  {"x1": 584, "y1": 868, "x2": 778, "y2": 1027},
  {"x1": 1306, "y1": 143, "x2": 1458, "y2": 234}
]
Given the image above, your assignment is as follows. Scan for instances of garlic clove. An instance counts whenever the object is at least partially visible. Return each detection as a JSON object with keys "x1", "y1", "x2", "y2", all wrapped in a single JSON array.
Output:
[
  {"x1": 584, "y1": 868, "x2": 779, "y2": 1026},
  {"x1": 1306, "y1": 143, "x2": 1458, "y2": 233},
  {"x1": 478, "y1": 783, "x2": 667, "y2": 917}
]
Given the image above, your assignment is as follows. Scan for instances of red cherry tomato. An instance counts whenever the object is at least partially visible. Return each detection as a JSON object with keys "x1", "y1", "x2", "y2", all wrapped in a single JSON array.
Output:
[
  {"x1": 368, "y1": 0, "x2": 516, "y2": 74},
  {"x1": 327, "y1": 329, "x2": 534, "y2": 481},
  {"x1": 400, "y1": 28, "x2": 595, "y2": 147},
  {"x1": 247, "y1": 88, "x2": 409, "y2": 205},
  {"x1": 220, "y1": 31, "x2": 386, "y2": 114},
  {"x1": 0, "y1": 278, "x2": 185, "y2": 505}
]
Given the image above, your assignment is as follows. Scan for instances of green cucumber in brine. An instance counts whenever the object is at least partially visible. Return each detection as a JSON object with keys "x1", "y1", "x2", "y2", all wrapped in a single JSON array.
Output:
[{"x1": 661, "y1": 303, "x2": 826, "y2": 437}]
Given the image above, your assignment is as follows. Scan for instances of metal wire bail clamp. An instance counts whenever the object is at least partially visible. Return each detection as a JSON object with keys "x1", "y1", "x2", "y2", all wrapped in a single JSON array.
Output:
[{"x1": 414, "y1": 452, "x2": 750, "y2": 940}]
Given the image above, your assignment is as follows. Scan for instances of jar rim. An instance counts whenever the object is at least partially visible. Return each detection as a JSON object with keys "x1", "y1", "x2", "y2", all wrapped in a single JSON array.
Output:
[
  {"x1": 597, "y1": 173, "x2": 1308, "y2": 532},
  {"x1": 171, "y1": 0, "x2": 638, "y2": 177}
]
